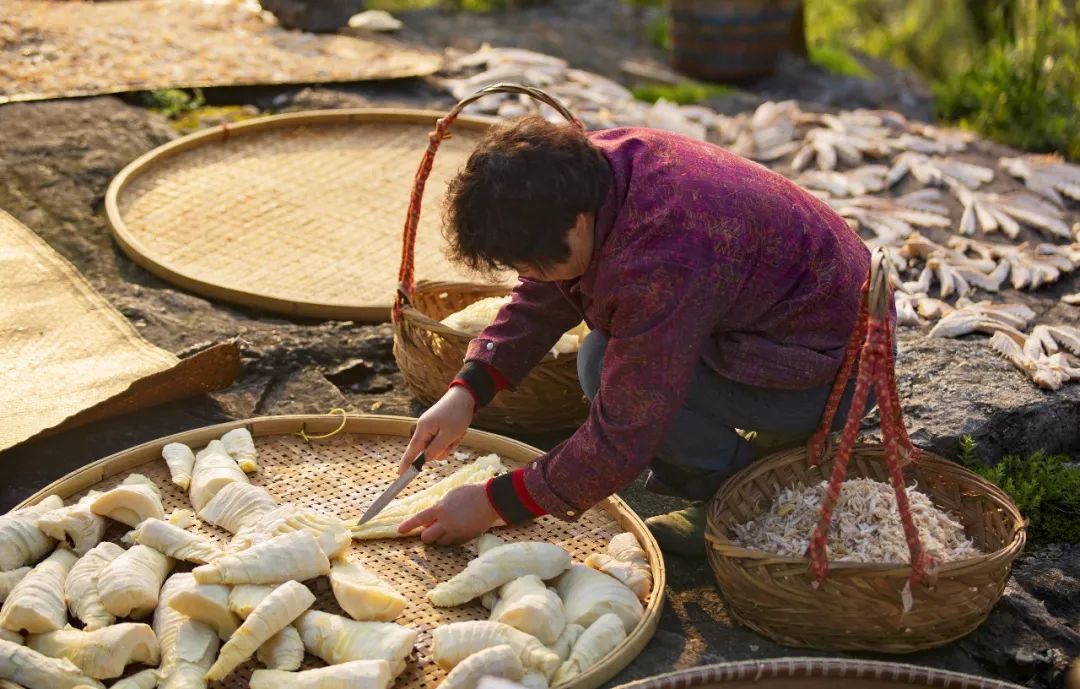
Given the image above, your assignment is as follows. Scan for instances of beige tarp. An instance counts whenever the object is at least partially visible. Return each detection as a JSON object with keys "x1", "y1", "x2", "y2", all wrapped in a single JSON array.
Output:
[{"x1": 0, "y1": 210, "x2": 239, "y2": 451}]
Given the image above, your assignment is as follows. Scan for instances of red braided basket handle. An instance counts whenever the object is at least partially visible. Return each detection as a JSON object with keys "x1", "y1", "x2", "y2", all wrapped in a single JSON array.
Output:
[
  {"x1": 806, "y1": 248, "x2": 931, "y2": 586},
  {"x1": 392, "y1": 83, "x2": 584, "y2": 322}
]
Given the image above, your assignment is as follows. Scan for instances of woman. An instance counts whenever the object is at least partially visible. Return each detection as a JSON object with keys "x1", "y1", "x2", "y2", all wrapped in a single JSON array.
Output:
[{"x1": 397, "y1": 115, "x2": 876, "y2": 555}]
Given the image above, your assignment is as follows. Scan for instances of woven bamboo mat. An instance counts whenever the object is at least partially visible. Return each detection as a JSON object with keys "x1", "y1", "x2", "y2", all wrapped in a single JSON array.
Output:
[
  {"x1": 0, "y1": 209, "x2": 239, "y2": 452},
  {"x1": 0, "y1": 0, "x2": 443, "y2": 104},
  {"x1": 107, "y1": 110, "x2": 513, "y2": 321},
  {"x1": 20, "y1": 415, "x2": 665, "y2": 689}
]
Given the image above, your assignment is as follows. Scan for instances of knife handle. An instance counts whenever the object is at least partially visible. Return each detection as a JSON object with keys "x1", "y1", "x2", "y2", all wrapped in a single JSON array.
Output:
[{"x1": 412, "y1": 453, "x2": 426, "y2": 472}]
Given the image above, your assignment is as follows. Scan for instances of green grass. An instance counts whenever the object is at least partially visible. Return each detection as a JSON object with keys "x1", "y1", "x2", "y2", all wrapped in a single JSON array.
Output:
[
  {"x1": 632, "y1": 81, "x2": 732, "y2": 105},
  {"x1": 808, "y1": 43, "x2": 871, "y2": 78},
  {"x1": 141, "y1": 88, "x2": 205, "y2": 119},
  {"x1": 957, "y1": 435, "x2": 1080, "y2": 547}
]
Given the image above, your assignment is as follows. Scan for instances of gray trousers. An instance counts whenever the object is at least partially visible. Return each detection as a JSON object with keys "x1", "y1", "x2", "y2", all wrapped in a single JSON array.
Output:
[{"x1": 578, "y1": 331, "x2": 873, "y2": 501}]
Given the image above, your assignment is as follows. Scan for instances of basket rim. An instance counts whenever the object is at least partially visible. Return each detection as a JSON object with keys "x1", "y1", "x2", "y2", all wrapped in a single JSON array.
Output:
[
  {"x1": 14, "y1": 413, "x2": 664, "y2": 689},
  {"x1": 609, "y1": 657, "x2": 1024, "y2": 689},
  {"x1": 705, "y1": 443, "x2": 1026, "y2": 576},
  {"x1": 104, "y1": 108, "x2": 503, "y2": 323},
  {"x1": 398, "y1": 279, "x2": 582, "y2": 363}
]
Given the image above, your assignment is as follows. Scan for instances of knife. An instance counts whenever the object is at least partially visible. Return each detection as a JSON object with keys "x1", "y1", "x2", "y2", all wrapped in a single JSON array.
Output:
[{"x1": 356, "y1": 453, "x2": 426, "y2": 526}]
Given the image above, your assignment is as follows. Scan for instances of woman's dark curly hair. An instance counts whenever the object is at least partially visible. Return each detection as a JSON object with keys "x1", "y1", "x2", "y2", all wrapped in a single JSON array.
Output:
[{"x1": 443, "y1": 115, "x2": 611, "y2": 276}]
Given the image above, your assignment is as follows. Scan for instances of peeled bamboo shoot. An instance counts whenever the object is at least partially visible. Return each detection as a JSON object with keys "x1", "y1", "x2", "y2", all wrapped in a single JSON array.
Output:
[
  {"x1": 26, "y1": 624, "x2": 159, "y2": 680},
  {"x1": 256, "y1": 625, "x2": 304, "y2": 671},
  {"x1": 0, "y1": 496, "x2": 62, "y2": 571},
  {"x1": 162, "y1": 443, "x2": 196, "y2": 490},
  {"x1": 98, "y1": 545, "x2": 173, "y2": 619},
  {"x1": 230, "y1": 504, "x2": 349, "y2": 560},
  {"x1": 34, "y1": 494, "x2": 106, "y2": 556},
  {"x1": 227, "y1": 585, "x2": 273, "y2": 619},
  {"x1": 0, "y1": 549, "x2": 77, "y2": 634},
  {"x1": 193, "y1": 530, "x2": 329, "y2": 585},
  {"x1": 154, "y1": 575, "x2": 219, "y2": 689},
  {"x1": 431, "y1": 621, "x2": 559, "y2": 679},
  {"x1": 65, "y1": 542, "x2": 124, "y2": 631},
  {"x1": 0, "y1": 639, "x2": 104, "y2": 689},
  {"x1": 220, "y1": 428, "x2": 259, "y2": 473},
  {"x1": 131, "y1": 519, "x2": 223, "y2": 565},
  {"x1": 295, "y1": 610, "x2": 416, "y2": 678},
  {"x1": 440, "y1": 644, "x2": 522, "y2": 689},
  {"x1": 188, "y1": 441, "x2": 248, "y2": 514},
  {"x1": 551, "y1": 614, "x2": 625, "y2": 685},
  {"x1": 0, "y1": 569, "x2": 30, "y2": 605},
  {"x1": 250, "y1": 659, "x2": 392, "y2": 689},
  {"x1": 204, "y1": 580, "x2": 315, "y2": 681},
  {"x1": 554, "y1": 565, "x2": 642, "y2": 634},
  {"x1": 197, "y1": 482, "x2": 276, "y2": 535},
  {"x1": 168, "y1": 583, "x2": 239, "y2": 640},
  {"x1": 430, "y1": 542, "x2": 571, "y2": 607},
  {"x1": 489, "y1": 575, "x2": 565, "y2": 645},
  {"x1": 583, "y1": 533, "x2": 651, "y2": 601}
]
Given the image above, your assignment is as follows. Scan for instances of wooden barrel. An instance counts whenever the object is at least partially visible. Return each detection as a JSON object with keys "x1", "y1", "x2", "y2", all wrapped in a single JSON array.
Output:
[{"x1": 669, "y1": 0, "x2": 803, "y2": 82}]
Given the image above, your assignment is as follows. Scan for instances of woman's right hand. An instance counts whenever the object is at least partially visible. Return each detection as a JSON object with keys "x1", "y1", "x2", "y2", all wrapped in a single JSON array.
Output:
[{"x1": 399, "y1": 386, "x2": 476, "y2": 474}]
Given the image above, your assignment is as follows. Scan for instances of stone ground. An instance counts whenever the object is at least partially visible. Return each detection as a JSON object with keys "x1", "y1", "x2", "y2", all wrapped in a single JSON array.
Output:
[{"x1": 0, "y1": 1, "x2": 1078, "y2": 686}]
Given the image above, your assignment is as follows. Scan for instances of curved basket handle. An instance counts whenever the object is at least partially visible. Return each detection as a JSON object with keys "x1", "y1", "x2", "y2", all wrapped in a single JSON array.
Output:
[{"x1": 393, "y1": 83, "x2": 584, "y2": 322}]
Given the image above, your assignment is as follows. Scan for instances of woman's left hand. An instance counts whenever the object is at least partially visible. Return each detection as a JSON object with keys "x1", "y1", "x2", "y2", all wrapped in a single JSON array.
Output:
[{"x1": 397, "y1": 483, "x2": 499, "y2": 545}]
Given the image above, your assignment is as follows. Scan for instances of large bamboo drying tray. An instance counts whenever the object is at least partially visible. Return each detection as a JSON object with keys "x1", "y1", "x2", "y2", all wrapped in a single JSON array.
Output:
[
  {"x1": 2, "y1": 0, "x2": 442, "y2": 104},
  {"x1": 611, "y1": 658, "x2": 1023, "y2": 689},
  {"x1": 16, "y1": 414, "x2": 665, "y2": 689},
  {"x1": 106, "y1": 110, "x2": 513, "y2": 321}
]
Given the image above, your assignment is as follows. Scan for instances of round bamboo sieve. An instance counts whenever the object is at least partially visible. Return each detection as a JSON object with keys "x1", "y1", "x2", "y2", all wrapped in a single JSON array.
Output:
[
  {"x1": 105, "y1": 109, "x2": 513, "y2": 322},
  {"x1": 16, "y1": 414, "x2": 665, "y2": 689},
  {"x1": 610, "y1": 658, "x2": 1024, "y2": 689}
]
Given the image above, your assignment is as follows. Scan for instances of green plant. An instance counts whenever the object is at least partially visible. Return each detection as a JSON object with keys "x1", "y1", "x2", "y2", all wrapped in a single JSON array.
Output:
[
  {"x1": 934, "y1": 0, "x2": 1080, "y2": 159},
  {"x1": 644, "y1": 14, "x2": 671, "y2": 52},
  {"x1": 808, "y1": 43, "x2": 871, "y2": 78},
  {"x1": 958, "y1": 438, "x2": 1080, "y2": 547},
  {"x1": 141, "y1": 88, "x2": 205, "y2": 119},
  {"x1": 632, "y1": 80, "x2": 732, "y2": 105}
]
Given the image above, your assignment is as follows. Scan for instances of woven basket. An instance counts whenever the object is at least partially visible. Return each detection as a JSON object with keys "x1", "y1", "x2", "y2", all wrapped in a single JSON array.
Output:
[
  {"x1": 611, "y1": 658, "x2": 1024, "y2": 689},
  {"x1": 17, "y1": 414, "x2": 666, "y2": 689},
  {"x1": 392, "y1": 84, "x2": 590, "y2": 433},
  {"x1": 705, "y1": 444, "x2": 1025, "y2": 653}
]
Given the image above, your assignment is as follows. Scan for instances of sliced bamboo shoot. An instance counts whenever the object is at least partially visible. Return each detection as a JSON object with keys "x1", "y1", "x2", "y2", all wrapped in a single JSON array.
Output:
[
  {"x1": 583, "y1": 533, "x2": 651, "y2": 601},
  {"x1": 109, "y1": 668, "x2": 160, "y2": 689},
  {"x1": 548, "y1": 624, "x2": 583, "y2": 663},
  {"x1": 551, "y1": 614, "x2": 625, "y2": 685},
  {"x1": 227, "y1": 585, "x2": 273, "y2": 619},
  {"x1": 0, "y1": 569, "x2": 30, "y2": 605},
  {"x1": 329, "y1": 557, "x2": 407, "y2": 621},
  {"x1": 489, "y1": 575, "x2": 565, "y2": 645},
  {"x1": 154, "y1": 574, "x2": 219, "y2": 678},
  {"x1": 256, "y1": 625, "x2": 304, "y2": 671},
  {"x1": 230, "y1": 504, "x2": 349, "y2": 560},
  {"x1": 168, "y1": 583, "x2": 239, "y2": 640},
  {"x1": 90, "y1": 475, "x2": 165, "y2": 528}
]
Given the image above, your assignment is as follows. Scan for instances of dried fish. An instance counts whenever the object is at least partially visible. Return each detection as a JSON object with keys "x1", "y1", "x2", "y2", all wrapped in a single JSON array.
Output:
[
  {"x1": 731, "y1": 478, "x2": 979, "y2": 564},
  {"x1": 1064, "y1": 293, "x2": 1080, "y2": 305},
  {"x1": 952, "y1": 185, "x2": 1072, "y2": 240},
  {"x1": 796, "y1": 165, "x2": 888, "y2": 197},
  {"x1": 999, "y1": 154, "x2": 1080, "y2": 208},
  {"x1": 886, "y1": 152, "x2": 993, "y2": 189},
  {"x1": 989, "y1": 330, "x2": 1080, "y2": 390},
  {"x1": 825, "y1": 190, "x2": 950, "y2": 245},
  {"x1": 947, "y1": 237, "x2": 1077, "y2": 291},
  {"x1": 722, "y1": 100, "x2": 803, "y2": 162}
]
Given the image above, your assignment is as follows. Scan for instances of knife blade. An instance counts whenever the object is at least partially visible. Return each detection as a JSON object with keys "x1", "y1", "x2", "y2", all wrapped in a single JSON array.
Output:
[{"x1": 356, "y1": 453, "x2": 426, "y2": 526}]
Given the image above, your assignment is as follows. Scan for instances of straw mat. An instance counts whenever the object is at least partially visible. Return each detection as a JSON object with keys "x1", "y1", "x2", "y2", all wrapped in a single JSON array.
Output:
[
  {"x1": 108, "y1": 110, "x2": 512, "y2": 321},
  {"x1": 0, "y1": 210, "x2": 240, "y2": 452},
  {"x1": 0, "y1": 0, "x2": 443, "y2": 104}
]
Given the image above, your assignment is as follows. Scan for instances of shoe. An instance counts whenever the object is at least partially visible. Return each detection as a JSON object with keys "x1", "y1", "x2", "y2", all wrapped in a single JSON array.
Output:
[
  {"x1": 645, "y1": 503, "x2": 707, "y2": 557},
  {"x1": 744, "y1": 429, "x2": 812, "y2": 460}
]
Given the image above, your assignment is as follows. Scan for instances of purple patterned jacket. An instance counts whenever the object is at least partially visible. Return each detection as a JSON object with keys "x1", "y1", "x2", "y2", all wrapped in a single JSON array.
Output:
[{"x1": 469, "y1": 127, "x2": 870, "y2": 522}]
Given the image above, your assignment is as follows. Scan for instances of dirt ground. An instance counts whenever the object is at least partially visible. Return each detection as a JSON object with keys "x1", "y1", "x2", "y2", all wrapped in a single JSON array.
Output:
[{"x1": 0, "y1": 1, "x2": 1078, "y2": 686}]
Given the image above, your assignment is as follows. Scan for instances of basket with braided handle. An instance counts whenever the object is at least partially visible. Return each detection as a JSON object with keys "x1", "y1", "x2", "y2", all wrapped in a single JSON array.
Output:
[{"x1": 392, "y1": 83, "x2": 590, "y2": 433}]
